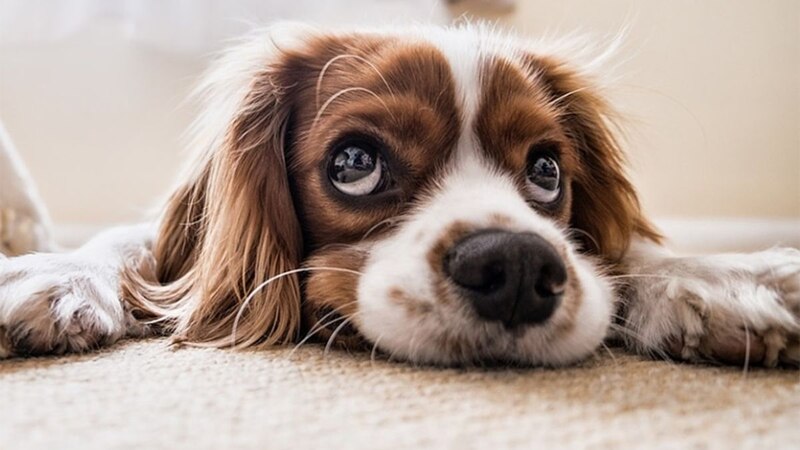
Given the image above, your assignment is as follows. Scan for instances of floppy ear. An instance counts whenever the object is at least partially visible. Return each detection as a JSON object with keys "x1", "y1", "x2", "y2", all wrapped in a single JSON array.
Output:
[
  {"x1": 124, "y1": 28, "x2": 307, "y2": 348},
  {"x1": 533, "y1": 58, "x2": 661, "y2": 261}
]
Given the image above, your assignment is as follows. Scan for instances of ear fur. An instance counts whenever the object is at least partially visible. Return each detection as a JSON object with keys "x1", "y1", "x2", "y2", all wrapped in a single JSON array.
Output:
[
  {"x1": 530, "y1": 56, "x2": 662, "y2": 261},
  {"x1": 124, "y1": 25, "x2": 312, "y2": 348}
]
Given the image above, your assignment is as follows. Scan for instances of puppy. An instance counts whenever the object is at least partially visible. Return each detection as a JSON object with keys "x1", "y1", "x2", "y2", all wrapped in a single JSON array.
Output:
[{"x1": 1, "y1": 23, "x2": 798, "y2": 367}]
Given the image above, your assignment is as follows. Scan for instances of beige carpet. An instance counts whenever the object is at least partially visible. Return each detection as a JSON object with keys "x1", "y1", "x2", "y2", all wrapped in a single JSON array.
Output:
[{"x1": 2, "y1": 339, "x2": 798, "y2": 449}]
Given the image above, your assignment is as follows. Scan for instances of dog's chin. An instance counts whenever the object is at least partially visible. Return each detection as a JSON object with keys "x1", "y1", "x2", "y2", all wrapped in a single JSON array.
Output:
[{"x1": 303, "y1": 243, "x2": 613, "y2": 366}]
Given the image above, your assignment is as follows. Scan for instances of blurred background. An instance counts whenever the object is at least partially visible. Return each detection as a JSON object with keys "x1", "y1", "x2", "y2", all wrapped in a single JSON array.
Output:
[{"x1": 0, "y1": 0, "x2": 798, "y2": 251}]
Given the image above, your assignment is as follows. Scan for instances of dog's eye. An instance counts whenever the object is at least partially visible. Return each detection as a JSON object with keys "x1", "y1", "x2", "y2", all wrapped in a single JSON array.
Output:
[
  {"x1": 526, "y1": 147, "x2": 561, "y2": 204},
  {"x1": 329, "y1": 144, "x2": 387, "y2": 196}
]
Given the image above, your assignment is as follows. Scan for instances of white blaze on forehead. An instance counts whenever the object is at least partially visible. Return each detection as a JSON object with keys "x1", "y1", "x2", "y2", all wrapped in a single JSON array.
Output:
[{"x1": 420, "y1": 27, "x2": 486, "y2": 161}]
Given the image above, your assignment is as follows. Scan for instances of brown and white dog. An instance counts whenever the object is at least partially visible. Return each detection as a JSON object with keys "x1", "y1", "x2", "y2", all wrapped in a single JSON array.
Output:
[{"x1": 1, "y1": 23, "x2": 798, "y2": 367}]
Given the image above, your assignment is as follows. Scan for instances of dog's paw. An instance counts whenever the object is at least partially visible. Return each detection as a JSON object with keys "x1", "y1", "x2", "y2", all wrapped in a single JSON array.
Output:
[
  {"x1": 0, "y1": 253, "x2": 146, "y2": 358},
  {"x1": 621, "y1": 247, "x2": 800, "y2": 368}
]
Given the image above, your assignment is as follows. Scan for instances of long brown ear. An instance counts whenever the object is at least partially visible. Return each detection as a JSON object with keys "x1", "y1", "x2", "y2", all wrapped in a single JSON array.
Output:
[
  {"x1": 532, "y1": 57, "x2": 662, "y2": 261},
  {"x1": 124, "y1": 30, "x2": 305, "y2": 349}
]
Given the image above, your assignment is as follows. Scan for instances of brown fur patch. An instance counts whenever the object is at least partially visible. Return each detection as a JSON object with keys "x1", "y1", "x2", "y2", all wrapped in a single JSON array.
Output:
[
  {"x1": 476, "y1": 57, "x2": 578, "y2": 223},
  {"x1": 284, "y1": 36, "x2": 461, "y2": 248},
  {"x1": 483, "y1": 53, "x2": 662, "y2": 260},
  {"x1": 426, "y1": 221, "x2": 478, "y2": 307},
  {"x1": 388, "y1": 287, "x2": 433, "y2": 317},
  {"x1": 301, "y1": 244, "x2": 369, "y2": 350}
]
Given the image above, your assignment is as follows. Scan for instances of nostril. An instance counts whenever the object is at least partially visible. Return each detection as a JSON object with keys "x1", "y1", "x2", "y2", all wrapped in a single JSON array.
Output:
[
  {"x1": 533, "y1": 263, "x2": 567, "y2": 299},
  {"x1": 445, "y1": 250, "x2": 507, "y2": 294},
  {"x1": 535, "y1": 281, "x2": 565, "y2": 298}
]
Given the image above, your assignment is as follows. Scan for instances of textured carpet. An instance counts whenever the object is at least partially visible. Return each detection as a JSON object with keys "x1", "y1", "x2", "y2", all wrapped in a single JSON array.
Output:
[{"x1": 2, "y1": 339, "x2": 798, "y2": 449}]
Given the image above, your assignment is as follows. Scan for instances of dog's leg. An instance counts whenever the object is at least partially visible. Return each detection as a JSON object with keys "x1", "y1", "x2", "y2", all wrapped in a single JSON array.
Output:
[
  {"x1": 0, "y1": 122, "x2": 55, "y2": 255},
  {"x1": 0, "y1": 224, "x2": 154, "y2": 358},
  {"x1": 616, "y1": 239, "x2": 800, "y2": 367}
]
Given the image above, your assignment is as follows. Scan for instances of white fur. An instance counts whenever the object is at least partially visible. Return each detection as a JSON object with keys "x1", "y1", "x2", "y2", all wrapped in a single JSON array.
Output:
[
  {"x1": 620, "y1": 239, "x2": 800, "y2": 367},
  {"x1": 0, "y1": 225, "x2": 153, "y2": 357}
]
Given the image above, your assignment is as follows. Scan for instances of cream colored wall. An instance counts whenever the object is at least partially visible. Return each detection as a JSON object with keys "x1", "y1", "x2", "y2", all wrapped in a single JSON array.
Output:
[
  {"x1": 0, "y1": 22, "x2": 202, "y2": 224},
  {"x1": 0, "y1": 0, "x2": 798, "y2": 226},
  {"x1": 495, "y1": 0, "x2": 800, "y2": 219}
]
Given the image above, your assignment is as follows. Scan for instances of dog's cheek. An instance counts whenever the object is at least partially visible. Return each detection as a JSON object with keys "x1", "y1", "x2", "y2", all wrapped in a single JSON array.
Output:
[{"x1": 301, "y1": 246, "x2": 371, "y2": 350}]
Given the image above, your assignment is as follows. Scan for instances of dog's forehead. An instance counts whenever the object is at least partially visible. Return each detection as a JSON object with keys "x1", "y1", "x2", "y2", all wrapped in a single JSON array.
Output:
[
  {"x1": 315, "y1": 27, "x2": 529, "y2": 123},
  {"x1": 290, "y1": 28, "x2": 554, "y2": 157}
]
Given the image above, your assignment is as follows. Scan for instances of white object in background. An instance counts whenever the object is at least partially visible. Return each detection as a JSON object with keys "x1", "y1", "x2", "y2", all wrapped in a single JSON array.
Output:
[
  {"x1": 658, "y1": 218, "x2": 800, "y2": 254},
  {"x1": 0, "y1": 121, "x2": 54, "y2": 255}
]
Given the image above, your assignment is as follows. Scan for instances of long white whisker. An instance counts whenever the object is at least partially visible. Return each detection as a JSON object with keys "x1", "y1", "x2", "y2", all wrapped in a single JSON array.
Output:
[
  {"x1": 568, "y1": 227, "x2": 600, "y2": 252},
  {"x1": 370, "y1": 334, "x2": 385, "y2": 366},
  {"x1": 230, "y1": 267, "x2": 363, "y2": 347},
  {"x1": 601, "y1": 341, "x2": 619, "y2": 365},
  {"x1": 316, "y1": 54, "x2": 395, "y2": 110},
  {"x1": 608, "y1": 274, "x2": 691, "y2": 281},
  {"x1": 361, "y1": 217, "x2": 398, "y2": 241},
  {"x1": 548, "y1": 86, "x2": 592, "y2": 108},
  {"x1": 289, "y1": 315, "x2": 349, "y2": 358},
  {"x1": 289, "y1": 300, "x2": 361, "y2": 357},
  {"x1": 323, "y1": 313, "x2": 361, "y2": 356},
  {"x1": 313, "y1": 87, "x2": 394, "y2": 128}
]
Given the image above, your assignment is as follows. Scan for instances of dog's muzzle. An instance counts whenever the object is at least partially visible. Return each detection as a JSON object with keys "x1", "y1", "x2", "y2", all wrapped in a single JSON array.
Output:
[{"x1": 444, "y1": 230, "x2": 567, "y2": 328}]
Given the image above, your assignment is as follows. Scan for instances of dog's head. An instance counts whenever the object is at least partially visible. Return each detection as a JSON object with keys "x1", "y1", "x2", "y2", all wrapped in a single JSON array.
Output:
[{"x1": 127, "y1": 23, "x2": 659, "y2": 366}]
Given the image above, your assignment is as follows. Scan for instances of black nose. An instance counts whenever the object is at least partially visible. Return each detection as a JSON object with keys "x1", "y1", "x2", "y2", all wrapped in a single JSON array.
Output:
[{"x1": 444, "y1": 230, "x2": 567, "y2": 328}]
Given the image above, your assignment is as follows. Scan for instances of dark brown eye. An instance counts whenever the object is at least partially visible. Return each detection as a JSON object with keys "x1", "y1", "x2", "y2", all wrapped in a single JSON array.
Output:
[
  {"x1": 328, "y1": 142, "x2": 388, "y2": 196},
  {"x1": 526, "y1": 145, "x2": 561, "y2": 204}
]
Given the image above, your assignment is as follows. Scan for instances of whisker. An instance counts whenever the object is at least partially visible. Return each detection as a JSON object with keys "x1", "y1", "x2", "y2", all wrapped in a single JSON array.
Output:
[
  {"x1": 315, "y1": 54, "x2": 395, "y2": 110},
  {"x1": 387, "y1": 325, "x2": 419, "y2": 365},
  {"x1": 370, "y1": 334, "x2": 384, "y2": 366},
  {"x1": 231, "y1": 267, "x2": 363, "y2": 347},
  {"x1": 568, "y1": 227, "x2": 601, "y2": 252},
  {"x1": 724, "y1": 300, "x2": 756, "y2": 377},
  {"x1": 607, "y1": 274, "x2": 690, "y2": 281},
  {"x1": 742, "y1": 320, "x2": 751, "y2": 378},
  {"x1": 323, "y1": 313, "x2": 362, "y2": 356},
  {"x1": 289, "y1": 300, "x2": 361, "y2": 356},
  {"x1": 548, "y1": 86, "x2": 592, "y2": 108},
  {"x1": 361, "y1": 217, "x2": 399, "y2": 241},
  {"x1": 313, "y1": 87, "x2": 395, "y2": 129},
  {"x1": 609, "y1": 312, "x2": 627, "y2": 322},
  {"x1": 289, "y1": 315, "x2": 347, "y2": 358},
  {"x1": 601, "y1": 341, "x2": 619, "y2": 365}
]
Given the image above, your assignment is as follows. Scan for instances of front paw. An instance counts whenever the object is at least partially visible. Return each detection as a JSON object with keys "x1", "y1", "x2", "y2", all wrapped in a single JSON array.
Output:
[
  {"x1": 622, "y1": 248, "x2": 800, "y2": 368},
  {"x1": 0, "y1": 254, "x2": 145, "y2": 358}
]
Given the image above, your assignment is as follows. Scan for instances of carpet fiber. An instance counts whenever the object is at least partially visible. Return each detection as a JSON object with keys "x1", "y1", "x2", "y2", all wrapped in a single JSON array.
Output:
[{"x1": 2, "y1": 339, "x2": 798, "y2": 449}]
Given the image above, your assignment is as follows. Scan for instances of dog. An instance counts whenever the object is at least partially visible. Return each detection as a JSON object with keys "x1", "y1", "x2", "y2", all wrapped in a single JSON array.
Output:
[{"x1": 1, "y1": 23, "x2": 798, "y2": 367}]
